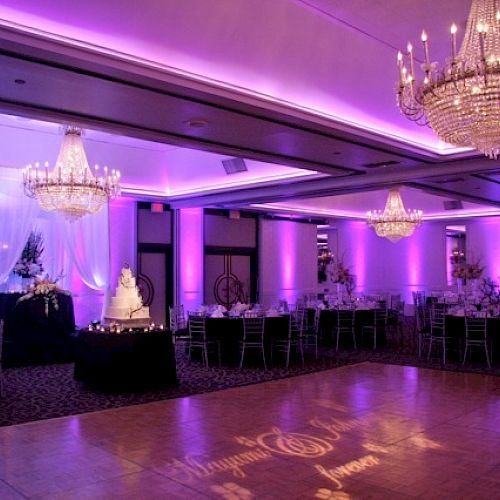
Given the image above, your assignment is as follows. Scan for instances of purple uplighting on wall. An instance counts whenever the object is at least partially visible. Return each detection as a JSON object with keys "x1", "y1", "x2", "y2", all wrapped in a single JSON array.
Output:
[
  {"x1": 407, "y1": 235, "x2": 422, "y2": 290},
  {"x1": 348, "y1": 222, "x2": 367, "y2": 294},
  {"x1": 179, "y1": 208, "x2": 204, "y2": 311},
  {"x1": 467, "y1": 217, "x2": 500, "y2": 279},
  {"x1": 280, "y1": 221, "x2": 297, "y2": 304}
]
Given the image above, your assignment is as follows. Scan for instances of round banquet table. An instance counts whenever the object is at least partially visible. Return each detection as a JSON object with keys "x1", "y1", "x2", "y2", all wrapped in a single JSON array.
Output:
[
  {"x1": 317, "y1": 308, "x2": 385, "y2": 348},
  {"x1": 74, "y1": 329, "x2": 177, "y2": 391},
  {"x1": 445, "y1": 314, "x2": 500, "y2": 360},
  {"x1": 205, "y1": 315, "x2": 290, "y2": 366},
  {"x1": 0, "y1": 292, "x2": 75, "y2": 367}
]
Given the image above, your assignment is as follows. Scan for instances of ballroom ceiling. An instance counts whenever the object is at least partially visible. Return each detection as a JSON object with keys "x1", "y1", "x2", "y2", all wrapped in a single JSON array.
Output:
[{"x1": 0, "y1": 0, "x2": 498, "y2": 218}]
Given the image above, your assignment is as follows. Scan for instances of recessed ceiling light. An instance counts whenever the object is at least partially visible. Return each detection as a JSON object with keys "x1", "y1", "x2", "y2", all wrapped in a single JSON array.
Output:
[
  {"x1": 185, "y1": 118, "x2": 208, "y2": 128},
  {"x1": 14, "y1": 79, "x2": 26, "y2": 85}
]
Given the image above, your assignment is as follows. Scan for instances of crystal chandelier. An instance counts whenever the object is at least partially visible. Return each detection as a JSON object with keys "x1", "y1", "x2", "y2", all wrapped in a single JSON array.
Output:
[
  {"x1": 23, "y1": 127, "x2": 120, "y2": 221},
  {"x1": 366, "y1": 189, "x2": 423, "y2": 243},
  {"x1": 397, "y1": 0, "x2": 500, "y2": 159}
]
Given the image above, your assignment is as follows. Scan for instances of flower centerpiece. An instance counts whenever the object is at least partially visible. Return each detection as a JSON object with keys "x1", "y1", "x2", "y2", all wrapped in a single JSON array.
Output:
[
  {"x1": 479, "y1": 277, "x2": 500, "y2": 306},
  {"x1": 330, "y1": 258, "x2": 355, "y2": 296},
  {"x1": 14, "y1": 231, "x2": 44, "y2": 280},
  {"x1": 466, "y1": 261, "x2": 484, "y2": 280},
  {"x1": 451, "y1": 264, "x2": 467, "y2": 280},
  {"x1": 330, "y1": 259, "x2": 352, "y2": 285},
  {"x1": 16, "y1": 274, "x2": 70, "y2": 317}
]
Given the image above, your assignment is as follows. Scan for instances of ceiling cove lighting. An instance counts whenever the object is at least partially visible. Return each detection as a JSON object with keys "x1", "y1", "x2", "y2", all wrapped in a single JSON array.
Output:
[
  {"x1": 366, "y1": 189, "x2": 423, "y2": 242},
  {"x1": 23, "y1": 127, "x2": 120, "y2": 221},
  {"x1": 397, "y1": 0, "x2": 500, "y2": 159}
]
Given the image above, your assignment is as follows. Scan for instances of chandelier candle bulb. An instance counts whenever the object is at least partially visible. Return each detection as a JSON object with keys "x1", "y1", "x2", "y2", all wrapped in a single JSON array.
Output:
[
  {"x1": 407, "y1": 42, "x2": 415, "y2": 77},
  {"x1": 421, "y1": 30, "x2": 430, "y2": 65},
  {"x1": 451, "y1": 23, "x2": 458, "y2": 60}
]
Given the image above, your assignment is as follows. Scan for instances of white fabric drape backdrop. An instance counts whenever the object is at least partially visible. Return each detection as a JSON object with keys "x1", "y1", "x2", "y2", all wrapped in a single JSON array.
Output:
[
  {"x1": 63, "y1": 203, "x2": 110, "y2": 290},
  {"x1": 35, "y1": 213, "x2": 72, "y2": 291},
  {"x1": 63, "y1": 203, "x2": 111, "y2": 323},
  {"x1": 0, "y1": 167, "x2": 40, "y2": 286}
]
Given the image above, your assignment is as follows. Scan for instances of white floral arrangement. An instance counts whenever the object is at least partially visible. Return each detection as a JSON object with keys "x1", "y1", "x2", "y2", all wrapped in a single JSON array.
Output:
[
  {"x1": 14, "y1": 231, "x2": 44, "y2": 279},
  {"x1": 17, "y1": 274, "x2": 70, "y2": 316},
  {"x1": 330, "y1": 259, "x2": 353, "y2": 285}
]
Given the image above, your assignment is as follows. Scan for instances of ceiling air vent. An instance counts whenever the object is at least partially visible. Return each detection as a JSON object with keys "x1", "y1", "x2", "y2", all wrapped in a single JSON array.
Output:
[
  {"x1": 443, "y1": 200, "x2": 463, "y2": 210},
  {"x1": 361, "y1": 160, "x2": 400, "y2": 169},
  {"x1": 222, "y1": 158, "x2": 248, "y2": 175}
]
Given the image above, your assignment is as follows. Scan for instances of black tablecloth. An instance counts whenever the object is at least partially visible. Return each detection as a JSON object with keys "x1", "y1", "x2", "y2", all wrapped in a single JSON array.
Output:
[
  {"x1": 205, "y1": 316, "x2": 290, "y2": 366},
  {"x1": 318, "y1": 309, "x2": 381, "y2": 347},
  {"x1": 0, "y1": 292, "x2": 76, "y2": 367},
  {"x1": 74, "y1": 329, "x2": 177, "y2": 391},
  {"x1": 445, "y1": 315, "x2": 500, "y2": 359}
]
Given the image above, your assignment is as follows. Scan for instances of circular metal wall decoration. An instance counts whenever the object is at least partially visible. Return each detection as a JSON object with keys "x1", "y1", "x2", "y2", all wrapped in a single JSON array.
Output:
[
  {"x1": 213, "y1": 255, "x2": 247, "y2": 309},
  {"x1": 137, "y1": 273, "x2": 154, "y2": 307}
]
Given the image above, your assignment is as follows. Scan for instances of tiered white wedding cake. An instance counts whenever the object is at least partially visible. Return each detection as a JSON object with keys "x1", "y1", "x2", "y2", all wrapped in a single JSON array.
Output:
[{"x1": 103, "y1": 265, "x2": 151, "y2": 327}]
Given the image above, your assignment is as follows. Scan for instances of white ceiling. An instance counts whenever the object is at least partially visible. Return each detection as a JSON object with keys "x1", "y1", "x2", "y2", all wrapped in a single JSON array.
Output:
[
  {"x1": 0, "y1": 113, "x2": 320, "y2": 197},
  {"x1": 253, "y1": 186, "x2": 500, "y2": 219}
]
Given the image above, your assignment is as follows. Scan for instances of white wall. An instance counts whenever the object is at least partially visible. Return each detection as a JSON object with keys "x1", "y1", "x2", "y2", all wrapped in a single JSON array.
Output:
[
  {"x1": 336, "y1": 219, "x2": 448, "y2": 304},
  {"x1": 205, "y1": 214, "x2": 256, "y2": 247},
  {"x1": 109, "y1": 197, "x2": 137, "y2": 289},
  {"x1": 466, "y1": 216, "x2": 500, "y2": 278},
  {"x1": 259, "y1": 219, "x2": 317, "y2": 306}
]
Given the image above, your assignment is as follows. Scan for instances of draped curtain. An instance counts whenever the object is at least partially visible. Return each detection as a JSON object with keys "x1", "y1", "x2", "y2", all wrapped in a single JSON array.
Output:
[
  {"x1": 0, "y1": 167, "x2": 40, "y2": 285},
  {"x1": 63, "y1": 203, "x2": 110, "y2": 291},
  {"x1": 35, "y1": 213, "x2": 71, "y2": 290}
]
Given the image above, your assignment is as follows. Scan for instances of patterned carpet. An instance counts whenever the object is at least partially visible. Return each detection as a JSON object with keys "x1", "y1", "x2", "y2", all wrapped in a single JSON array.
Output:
[{"x1": 0, "y1": 318, "x2": 497, "y2": 427}]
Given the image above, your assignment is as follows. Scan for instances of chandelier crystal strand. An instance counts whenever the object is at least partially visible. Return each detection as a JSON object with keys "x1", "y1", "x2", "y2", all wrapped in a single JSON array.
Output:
[
  {"x1": 366, "y1": 189, "x2": 423, "y2": 243},
  {"x1": 23, "y1": 127, "x2": 120, "y2": 221},
  {"x1": 397, "y1": 0, "x2": 500, "y2": 159}
]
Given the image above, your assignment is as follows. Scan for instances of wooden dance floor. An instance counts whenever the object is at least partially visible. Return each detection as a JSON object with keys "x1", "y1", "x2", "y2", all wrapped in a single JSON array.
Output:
[{"x1": 1, "y1": 362, "x2": 500, "y2": 499}]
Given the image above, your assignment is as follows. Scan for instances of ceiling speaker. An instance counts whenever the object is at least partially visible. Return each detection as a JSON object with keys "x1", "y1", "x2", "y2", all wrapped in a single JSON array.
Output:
[
  {"x1": 443, "y1": 200, "x2": 463, "y2": 210},
  {"x1": 222, "y1": 158, "x2": 247, "y2": 175}
]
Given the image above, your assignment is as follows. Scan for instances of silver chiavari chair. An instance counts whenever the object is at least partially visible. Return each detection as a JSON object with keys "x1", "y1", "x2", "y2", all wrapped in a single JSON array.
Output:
[
  {"x1": 240, "y1": 316, "x2": 266, "y2": 369},
  {"x1": 463, "y1": 315, "x2": 490, "y2": 369}
]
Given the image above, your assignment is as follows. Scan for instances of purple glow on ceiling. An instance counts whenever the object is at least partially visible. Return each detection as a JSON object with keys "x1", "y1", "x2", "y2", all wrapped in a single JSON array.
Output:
[
  {"x1": 0, "y1": 0, "x2": 468, "y2": 154},
  {"x1": 179, "y1": 207, "x2": 203, "y2": 311}
]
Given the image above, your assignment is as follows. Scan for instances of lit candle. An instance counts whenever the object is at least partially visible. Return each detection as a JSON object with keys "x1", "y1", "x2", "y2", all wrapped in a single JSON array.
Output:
[
  {"x1": 397, "y1": 51, "x2": 404, "y2": 85},
  {"x1": 159, "y1": 323, "x2": 164, "y2": 330},
  {"x1": 407, "y1": 42, "x2": 415, "y2": 77},
  {"x1": 421, "y1": 30, "x2": 430, "y2": 66},
  {"x1": 450, "y1": 23, "x2": 458, "y2": 62}
]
